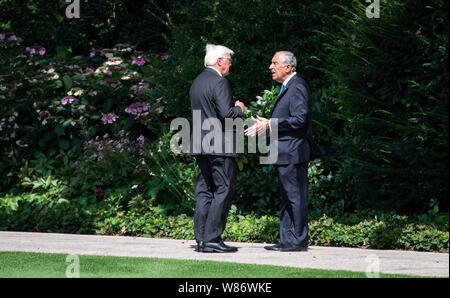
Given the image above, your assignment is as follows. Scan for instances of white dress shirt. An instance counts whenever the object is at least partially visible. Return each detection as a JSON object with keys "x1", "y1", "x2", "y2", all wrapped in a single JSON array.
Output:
[{"x1": 207, "y1": 66, "x2": 222, "y2": 77}]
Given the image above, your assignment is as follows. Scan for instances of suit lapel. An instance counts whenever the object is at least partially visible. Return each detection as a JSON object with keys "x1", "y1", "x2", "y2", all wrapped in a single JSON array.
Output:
[
  {"x1": 271, "y1": 75, "x2": 298, "y2": 115},
  {"x1": 271, "y1": 85, "x2": 289, "y2": 115}
]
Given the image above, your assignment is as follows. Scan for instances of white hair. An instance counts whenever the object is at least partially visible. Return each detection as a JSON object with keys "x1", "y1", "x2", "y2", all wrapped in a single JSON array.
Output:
[
  {"x1": 276, "y1": 51, "x2": 297, "y2": 72},
  {"x1": 204, "y1": 44, "x2": 234, "y2": 67}
]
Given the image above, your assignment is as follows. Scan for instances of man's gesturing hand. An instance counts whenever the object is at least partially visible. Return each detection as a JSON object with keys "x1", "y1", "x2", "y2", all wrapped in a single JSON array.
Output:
[{"x1": 244, "y1": 116, "x2": 270, "y2": 137}]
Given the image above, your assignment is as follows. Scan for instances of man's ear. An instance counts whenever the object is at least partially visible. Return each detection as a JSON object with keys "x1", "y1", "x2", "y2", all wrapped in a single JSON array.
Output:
[{"x1": 285, "y1": 65, "x2": 292, "y2": 75}]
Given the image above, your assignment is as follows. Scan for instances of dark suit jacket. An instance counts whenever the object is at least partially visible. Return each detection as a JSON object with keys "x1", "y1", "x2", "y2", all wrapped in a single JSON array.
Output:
[
  {"x1": 189, "y1": 68, "x2": 244, "y2": 157},
  {"x1": 269, "y1": 74, "x2": 312, "y2": 165}
]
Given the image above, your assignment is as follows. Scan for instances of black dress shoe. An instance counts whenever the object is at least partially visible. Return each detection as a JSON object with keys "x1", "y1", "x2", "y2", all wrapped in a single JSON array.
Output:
[
  {"x1": 264, "y1": 243, "x2": 308, "y2": 252},
  {"x1": 203, "y1": 241, "x2": 238, "y2": 253},
  {"x1": 280, "y1": 244, "x2": 308, "y2": 252},
  {"x1": 264, "y1": 244, "x2": 282, "y2": 251},
  {"x1": 218, "y1": 239, "x2": 238, "y2": 251}
]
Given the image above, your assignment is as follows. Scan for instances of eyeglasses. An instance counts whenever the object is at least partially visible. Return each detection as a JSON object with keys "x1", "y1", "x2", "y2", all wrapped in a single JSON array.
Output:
[
  {"x1": 271, "y1": 61, "x2": 289, "y2": 68},
  {"x1": 221, "y1": 57, "x2": 232, "y2": 62}
]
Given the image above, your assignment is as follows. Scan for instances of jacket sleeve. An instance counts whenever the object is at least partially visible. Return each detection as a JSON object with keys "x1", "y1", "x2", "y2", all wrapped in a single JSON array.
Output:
[
  {"x1": 213, "y1": 78, "x2": 243, "y2": 120},
  {"x1": 275, "y1": 83, "x2": 310, "y2": 132}
]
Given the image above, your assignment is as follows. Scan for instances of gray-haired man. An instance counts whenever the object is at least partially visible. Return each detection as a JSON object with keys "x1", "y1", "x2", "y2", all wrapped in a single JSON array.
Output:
[
  {"x1": 245, "y1": 51, "x2": 312, "y2": 251},
  {"x1": 189, "y1": 44, "x2": 245, "y2": 253}
]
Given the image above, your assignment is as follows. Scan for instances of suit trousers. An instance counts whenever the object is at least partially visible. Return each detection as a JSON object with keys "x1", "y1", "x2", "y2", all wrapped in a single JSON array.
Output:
[
  {"x1": 276, "y1": 162, "x2": 309, "y2": 247},
  {"x1": 194, "y1": 155, "x2": 237, "y2": 243}
]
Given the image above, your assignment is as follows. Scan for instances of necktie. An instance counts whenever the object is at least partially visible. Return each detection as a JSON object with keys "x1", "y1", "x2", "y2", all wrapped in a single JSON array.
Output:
[{"x1": 279, "y1": 84, "x2": 285, "y2": 94}]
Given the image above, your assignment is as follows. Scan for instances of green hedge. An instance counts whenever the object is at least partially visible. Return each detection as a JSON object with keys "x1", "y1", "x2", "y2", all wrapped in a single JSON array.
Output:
[
  {"x1": 1, "y1": 191, "x2": 448, "y2": 252},
  {"x1": 313, "y1": 0, "x2": 449, "y2": 212}
]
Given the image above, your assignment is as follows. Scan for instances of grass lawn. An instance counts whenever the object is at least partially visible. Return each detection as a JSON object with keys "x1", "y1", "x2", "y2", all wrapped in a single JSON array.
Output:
[{"x1": 0, "y1": 251, "x2": 420, "y2": 278}]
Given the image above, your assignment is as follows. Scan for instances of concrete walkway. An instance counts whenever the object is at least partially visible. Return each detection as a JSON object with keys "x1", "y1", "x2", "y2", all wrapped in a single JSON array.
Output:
[{"x1": 0, "y1": 231, "x2": 448, "y2": 277}]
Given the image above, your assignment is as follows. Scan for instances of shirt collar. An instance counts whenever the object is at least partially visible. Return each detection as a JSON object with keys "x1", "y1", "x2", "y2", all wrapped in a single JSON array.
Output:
[
  {"x1": 282, "y1": 72, "x2": 297, "y2": 87},
  {"x1": 207, "y1": 66, "x2": 222, "y2": 77}
]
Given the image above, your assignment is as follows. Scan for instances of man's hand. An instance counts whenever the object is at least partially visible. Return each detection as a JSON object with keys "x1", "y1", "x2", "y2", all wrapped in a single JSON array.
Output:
[
  {"x1": 244, "y1": 116, "x2": 270, "y2": 137},
  {"x1": 235, "y1": 100, "x2": 245, "y2": 113}
]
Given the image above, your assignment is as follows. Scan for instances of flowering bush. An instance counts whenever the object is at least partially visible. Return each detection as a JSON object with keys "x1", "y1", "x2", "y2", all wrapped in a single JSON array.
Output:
[{"x1": 0, "y1": 31, "x2": 167, "y2": 195}]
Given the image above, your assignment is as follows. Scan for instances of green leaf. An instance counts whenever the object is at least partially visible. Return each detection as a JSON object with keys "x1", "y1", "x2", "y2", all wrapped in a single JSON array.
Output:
[
  {"x1": 62, "y1": 75, "x2": 72, "y2": 92},
  {"x1": 55, "y1": 126, "x2": 65, "y2": 136},
  {"x1": 56, "y1": 46, "x2": 72, "y2": 60},
  {"x1": 58, "y1": 140, "x2": 70, "y2": 150}
]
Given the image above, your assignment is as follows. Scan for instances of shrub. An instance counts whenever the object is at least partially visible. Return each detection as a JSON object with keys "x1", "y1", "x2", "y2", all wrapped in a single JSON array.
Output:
[
  {"x1": 0, "y1": 31, "x2": 166, "y2": 198},
  {"x1": 3, "y1": 189, "x2": 447, "y2": 252},
  {"x1": 314, "y1": 0, "x2": 449, "y2": 212},
  {"x1": 0, "y1": 178, "x2": 96, "y2": 233}
]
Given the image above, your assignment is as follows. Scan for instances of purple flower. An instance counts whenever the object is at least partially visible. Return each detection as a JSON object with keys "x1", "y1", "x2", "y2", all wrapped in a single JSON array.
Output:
[
  {"x1": 100, "y1": 78, "x2": 120, "y2": 87},
  {"x1": 1, "y1": 32, "x2": 16, "y2": 42},
  {"x1": 101, "y1": 113, "x2": 119, "y2": 124},
  {"x1": 61, "y1": 96, "x2": 78, "y2": 105},
  {"x1": 94, "y1": 187, "x2": 103, "y2": 194},
  {"x1": 125, "y1": 102, "x2": 149, "y2": 115},
  {"x1": 83, "y1": 68, "x2": 94, "y2": 77},
  {"x1": 101, "y1": 48, "x2": 114, "y2": 58},
  {"x1": 137, "y1": 135, "x2": 145, "y2": 147},
  {"x1": 26, "y1": 44, "x2": 46, "y2": 56},
  {"x1": 133, "y1": 82, "x2": 149, "y2": 95},
  {"x1": 0, "y1": 122, "x2": 5, "y2": 131},
  {"x1": 108, "y1": 65, "x2": 126, "y2": 73},
  {"x1": 38, "y1": 110, "x2": 51, "y2": 120},
  {"x1": 105, "y1": 78, "x2": 119, "y2": 84},
  {"x1": 132, "y1": 57, "x2": 149, "y2": 66},
  {"x1": 157, "y1": 53, "x2": 170, "y2": 60},
  {"x1": 89, "y1": 49, "x2": 101, "y2": 57}
]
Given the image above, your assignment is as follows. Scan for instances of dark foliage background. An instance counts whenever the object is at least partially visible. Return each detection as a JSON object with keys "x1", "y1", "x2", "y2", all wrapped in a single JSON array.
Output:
[
  {"x1": 0, "y1": 0, "x2": 448, "y2": 249},
  {"x1": 0, "y1": 0, "x2": 169, "y2": 53}
]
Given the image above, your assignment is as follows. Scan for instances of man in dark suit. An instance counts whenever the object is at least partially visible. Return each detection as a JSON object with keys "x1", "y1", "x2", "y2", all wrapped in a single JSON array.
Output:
[
  {"x1": 245, "y1": 51, "x2": 311, "y2": 251},
  {"x1": 190, "y1": 44, "x2": 245, "y2": 253}
]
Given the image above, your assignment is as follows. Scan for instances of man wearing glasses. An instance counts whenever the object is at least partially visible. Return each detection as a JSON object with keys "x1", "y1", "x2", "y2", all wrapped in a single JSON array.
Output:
[{"x1": 189, "y1": 44, "x2": 245, "y2": 253}]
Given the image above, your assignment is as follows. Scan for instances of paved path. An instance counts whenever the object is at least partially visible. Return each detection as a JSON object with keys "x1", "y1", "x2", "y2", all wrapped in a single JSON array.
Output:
[{"x1": 0, "y1": 231, "x2": 448, "y2": 277}]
